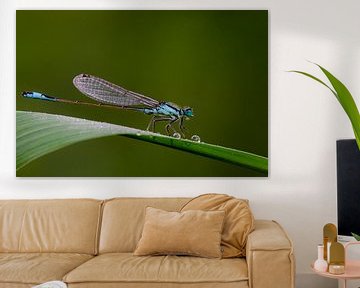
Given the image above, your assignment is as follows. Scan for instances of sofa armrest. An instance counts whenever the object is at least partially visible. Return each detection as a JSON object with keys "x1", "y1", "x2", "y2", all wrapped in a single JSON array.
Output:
[{"x1": 246, "y1": 220, "x2": 295, "y2": 288}]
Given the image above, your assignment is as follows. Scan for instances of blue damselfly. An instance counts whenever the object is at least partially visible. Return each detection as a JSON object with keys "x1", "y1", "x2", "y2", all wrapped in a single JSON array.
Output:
[{"x1": 22, "y1": 74, "x2": 194, "y2": 137}]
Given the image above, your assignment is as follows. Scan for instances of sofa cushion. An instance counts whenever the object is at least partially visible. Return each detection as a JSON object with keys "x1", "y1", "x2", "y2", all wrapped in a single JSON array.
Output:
[
  {"x1": 134, "y1": 207, "x2": 225, "y2": 258},
  {"x1": 181, "y1": 194, "x2": 254, "y2": 258},
  {"x1": 0, "y1": 253, "x2": 93, "y2": 285},
  {"x1": 99, "y1": 198, "x2": 190, "y2": 253},
  {"x1": 0, "y1": 199, "x2": 103, "y2": 254},
  {"x1": 64, "y1": 253, "x2": 248, "y2": 285}
]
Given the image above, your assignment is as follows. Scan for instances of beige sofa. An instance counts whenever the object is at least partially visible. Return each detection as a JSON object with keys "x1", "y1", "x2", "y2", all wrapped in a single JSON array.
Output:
[{"x1": 0, "y1": 198, "x2": 295, "y2": 288}]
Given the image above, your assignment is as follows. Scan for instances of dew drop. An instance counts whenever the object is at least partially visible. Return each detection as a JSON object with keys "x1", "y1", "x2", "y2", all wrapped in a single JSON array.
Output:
[
  {"x1": 191, "y1": 135, "x2": 201, "y2": 142},
  {"x1": 172, "y1": 132, "x2": 181, "y2": 139}
]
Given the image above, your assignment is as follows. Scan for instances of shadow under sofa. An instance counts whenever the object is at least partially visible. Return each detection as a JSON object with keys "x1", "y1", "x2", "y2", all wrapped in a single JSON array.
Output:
[{"x1": 0, "y1": 198, "x2": 295, "y2": 288}]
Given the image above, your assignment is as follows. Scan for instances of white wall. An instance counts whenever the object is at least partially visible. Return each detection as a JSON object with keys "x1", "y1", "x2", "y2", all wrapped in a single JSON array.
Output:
[{"x1": 1, "y1": 0, "x2": 359, "y2": 287}]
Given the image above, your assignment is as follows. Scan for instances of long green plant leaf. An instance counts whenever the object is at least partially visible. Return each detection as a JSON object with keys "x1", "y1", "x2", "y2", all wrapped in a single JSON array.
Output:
[
  {"x1": 352, "y1": 232, "x2": 360, "y2": 241},
  {"x1": 290, "y1": 63, "x2": 360, "y2": 150},
  {"x1": 16, "y1": 111, "x2": 268, "y2": 173}
]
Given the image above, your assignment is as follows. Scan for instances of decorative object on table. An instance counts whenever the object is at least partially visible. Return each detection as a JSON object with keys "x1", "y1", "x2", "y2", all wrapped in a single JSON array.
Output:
[
  {"x1": 323, "y1": 223, "x2": 337, "y2": 262},
  {"x1": 328, "y1": 264, "x2": 345, "y2": 275},
  {"x1": 32, "y1": 281, "x2": 67, "y2": 288},
  {"x1": 290, "y1": 63, "x2": 360, "y2": 150},
  {"x1": 311, "y1": 223, "x2": 360, "y2": 288},
  {"x1": 311, "y1": 241, "x2": 360, "y2": 288},
  {"x1": 329, "y1": 242, "x2": 345, "y2": 275},
  {"x1": 322, "y1": 223, "x2": 345, "y2": 274},
  {"x1": 314, "y1": 244, "x2": 328, "y2": 272}
]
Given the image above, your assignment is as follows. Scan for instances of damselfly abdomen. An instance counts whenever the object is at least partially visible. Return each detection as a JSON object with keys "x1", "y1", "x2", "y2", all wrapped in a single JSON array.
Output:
[{"x1": 22, "y1": 74, "x2": 194, "y2": 137}]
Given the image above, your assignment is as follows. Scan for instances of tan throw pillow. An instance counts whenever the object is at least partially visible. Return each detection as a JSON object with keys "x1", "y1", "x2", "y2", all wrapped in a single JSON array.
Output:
[
  {"x1": 181, "y1": 193, "x2": 254, "y2": 258},
  {"x1": 134, "y1": 207, "x2": 225, "y2": 258}
]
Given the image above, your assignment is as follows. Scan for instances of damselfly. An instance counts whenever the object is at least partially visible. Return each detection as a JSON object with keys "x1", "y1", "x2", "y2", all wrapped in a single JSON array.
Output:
[{"x1": 22, "y1": 74, "x2": 194, "y2": 137}]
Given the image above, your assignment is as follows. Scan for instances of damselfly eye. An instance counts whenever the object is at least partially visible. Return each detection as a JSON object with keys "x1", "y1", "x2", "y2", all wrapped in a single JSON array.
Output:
[{"x1": 183, "y1": 107, "x2": 193, "y2": 117}]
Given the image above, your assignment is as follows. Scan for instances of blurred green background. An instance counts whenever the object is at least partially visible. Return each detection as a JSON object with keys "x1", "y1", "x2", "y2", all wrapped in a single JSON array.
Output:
[{"x1": 16, "y1": 10, "x2": 268, "y2": 177}]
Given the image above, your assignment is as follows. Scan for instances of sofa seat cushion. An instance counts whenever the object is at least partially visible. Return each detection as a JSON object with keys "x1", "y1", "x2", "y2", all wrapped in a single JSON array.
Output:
[
  {"x1": 64, "y1": 253, "x2": 248, "y2": 286},
  {"x1": 0, "y1": 253, "x2": 93, "y2": 285}
]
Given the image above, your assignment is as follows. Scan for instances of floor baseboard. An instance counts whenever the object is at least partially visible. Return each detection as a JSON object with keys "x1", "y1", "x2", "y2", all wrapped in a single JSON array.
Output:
[{"x1": 296, "y1": 273, "x2": 337, "y2": 288}]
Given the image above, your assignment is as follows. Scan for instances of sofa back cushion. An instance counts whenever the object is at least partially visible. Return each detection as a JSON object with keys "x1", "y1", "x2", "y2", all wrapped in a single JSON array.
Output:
[
  {"x1": 133, "y1": 207, "x2": 225, "y2": 258},
  {"x1": 99, "y1": 198, "x2": 189, "y2": 253},
  {"x1": 0, "y1": 199, "x2": 102, "y2": 254},
  {"x1": 181, "y1": 194, "x2": 254, "y2": 258}
]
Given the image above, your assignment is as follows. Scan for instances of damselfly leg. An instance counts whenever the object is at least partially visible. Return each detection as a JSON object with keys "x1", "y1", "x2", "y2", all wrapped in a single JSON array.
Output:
[
  {"x1": 179, "y1": 117, "x2": 187, "y2": 137},
  {"x1": 146, "y1": 116, "x2": 178, "y2": 136},
  {"x1": 147, "y1": 116, "x2": 185, "y2": 138},
  {"x1": 146, "y1": 116, "x2": 156, "y2": 131},
  {"x1": 165, "y1": 118, "x2": 181, "y2": 136}
]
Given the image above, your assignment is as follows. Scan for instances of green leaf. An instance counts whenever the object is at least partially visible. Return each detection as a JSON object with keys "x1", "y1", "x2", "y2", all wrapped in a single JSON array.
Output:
[
  {"x1": 290, "y1": 64, "x2": 360, "y2": 150},
  {"x1": 16, "y1": 111, "x2": 268, "y2": 174},
  {"x1": 289, "y1": 70, "x2": 337, "y2": 97},
  {"x1": 351, "y1": 232, "x2": 360, "y2": 241}
]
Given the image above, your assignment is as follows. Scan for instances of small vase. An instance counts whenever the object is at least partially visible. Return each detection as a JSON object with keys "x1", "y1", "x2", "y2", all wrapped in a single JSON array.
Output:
[{"x1": 314, "y1": 244, "x2": 328, "y2": 272}]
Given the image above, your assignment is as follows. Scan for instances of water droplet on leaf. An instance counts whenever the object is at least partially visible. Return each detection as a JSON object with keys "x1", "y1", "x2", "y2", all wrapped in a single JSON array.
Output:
[
  {"x1": 191, "y1": 135, "x2": 201, "y2": 142},
  {"x1": 172, "y1": 132, "x2": 181, "y2": 139}
]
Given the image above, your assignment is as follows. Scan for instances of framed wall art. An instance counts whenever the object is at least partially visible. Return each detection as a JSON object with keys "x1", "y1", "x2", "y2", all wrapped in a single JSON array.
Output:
[{"x1": 16, "y1": 10, "x2": 268, "y2": 177}]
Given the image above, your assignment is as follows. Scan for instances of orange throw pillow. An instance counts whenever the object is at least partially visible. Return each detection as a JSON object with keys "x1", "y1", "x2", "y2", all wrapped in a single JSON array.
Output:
[
  {"x1": 181, "y1": 194, "x2": 254, "y2": 258},
  {"x1": 134, "y1": 207, "x2": 225, "y2": 258}
]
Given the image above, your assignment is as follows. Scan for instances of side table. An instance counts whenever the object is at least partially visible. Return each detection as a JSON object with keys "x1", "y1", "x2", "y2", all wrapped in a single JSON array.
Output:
[{"x1": 311, "y1": 242, "x2": 360, "y2": 288}]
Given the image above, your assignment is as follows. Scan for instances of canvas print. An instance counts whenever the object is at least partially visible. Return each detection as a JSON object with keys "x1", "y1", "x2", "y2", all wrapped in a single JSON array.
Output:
[{"x1": 16, "y1": 10, "x2": 268, "y2": 177}]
